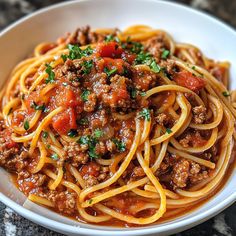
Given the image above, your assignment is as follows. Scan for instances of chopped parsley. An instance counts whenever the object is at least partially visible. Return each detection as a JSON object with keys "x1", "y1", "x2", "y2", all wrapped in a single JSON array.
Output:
[
  {"x1": 150, "y1": 60, "x2": 161, "y2": 73},
  {"x1": 104, "y1": 35, "x2": 120, "y2": 43},
  {"x1": 161, "y1": 49, "x2": 170, "y2": 59},
  {"x1": 67, "y1": 129, "x2": 78, "y2": 137},
  {"x1": 24, "y1": 120, "x2": 29, "y2": 130},
  {"x1": 81, "y1": 60, "x2": 93, "y2": 75},
  {"x1": 166, "y1": 128, "x2": 172, "y2": 134},
  {"x1": 45, "y1": 64, "x2": 55, "y2": 84},
  {"x1": 81, "y1": 90, "x2": 90, "y2": 102},
  {"x1": 125, "y1": 38, "x2": 143, "y2": 54},
  {"x1": 93, "y1": 129, "x2": 103, "y2": 139},
  {"x1": 78, "y1": 135, "x2": 99, "y2": 158},
  {"x1": 61, "y1": 54, "x2": 68, "y2": 62},
  {"x1": 88, "y1": 199, "x2": 93, "y2": 204},
  {"x1": 30, "y1": 101, "x2": 46, "y2": 112},
  {"x1": 222, "y1": 91, "x2": 230, "y2": 97},
  {"x1": 112, "y1": 138, "x2": 126, "y2": 152},
  {"x1": 78, "y1": 118, "x2": 89, "y2": 125},
  {"x1": 192, "y1": 66, "x2": 196, "y2": 70},
  {"x1": 139, "y1": 91, "x2": 146, "y2": 97},
  {"x1": 51, "y1": 153, "x2": 59, "y2": 160},
  {"x1": 42, "y1": 131, "x2": 48, "y2": 139},
  {"x1": 104, "y1": 67, "x2": 117, "y2": 77},
  {"x1": 105, "y1": 35, "x2": 115, "y2": 42},
  {"x1": 130, "y1": 87, "x2": 137, "y2": 99},
  {"x1": 63, "y1": 44, "x2": 94, "y2": 60},
  {"x1": 135, "y1": 51, "x2": 161, "y2": 73},
  {"x1": 138, "y1": 108, "x2": 151, "y2": 121}
]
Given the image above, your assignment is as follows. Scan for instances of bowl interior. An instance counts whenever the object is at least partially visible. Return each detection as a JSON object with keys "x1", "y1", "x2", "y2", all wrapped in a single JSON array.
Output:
[{"x1": 0, "y1": 0, "x2": 236, "y2": 235}]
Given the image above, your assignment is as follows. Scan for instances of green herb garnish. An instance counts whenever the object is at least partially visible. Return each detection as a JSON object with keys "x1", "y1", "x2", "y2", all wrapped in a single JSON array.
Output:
[
  {"x1": 78, "y1": 118, "x2": 89, "y2": 125},
  {"x1": 222, "y1": 91, "x2": 230, "y2": 97},
  {"x1": 139, "y1": 91, "x2": 146, "y2": 97},
  {"x1": 81, "y1": 90, "x2": 90, "y2": 102},
  {"x1": 78, "y1": 135, "x2": 99, "y2": 158},
  {"x1": 42, "y1": 131, "x2": 48, "y2": 139},
  {"x1": 150, "y1": 60, "x2": 161, "y2": 73},
  {"x1": 135, "y1": 51, "x2": 161, "y2": 73},
  {"x1": 130, "y1": 87, "x2": 137, "y2": 99},
  {"x1": 138, "y1": 108, "x2": 151, "y2": 121},
  {"x1": 51, "y1": 153, "x2": 59, "y2": 160},
  {"x1": 105, "y1": 35, "x2": 115, "y2": 42},
  {"x1": 112, "y1": 138, "x2": 126, "y2": 152},
  {"x1": 24, "y1": 120, "x2": 29, "y2": 130},
  {"x1": 88, "y1": 199, "x2": 93, "y2": 204},
  {"x1": 82, "y1": 60, "x2": 93, "y2": 75},
  {"x1": 68, "y1": 129, "x2": 78, "y2": 137},
  {"x1": 104, "y1": 67, "x2": 117, "y2": 77},
  {"x1": 166, "y1": 128, "x2": 172, "y2": 134},
  {"x1": 65, "y1": 44, "x2": 93, "y2": 60},
  {"x1": 45, "y1": 64, "x2": 55, "y2": 84},
  {"x1": 93, "y1": 129, "x2": 103, "y2": 139},
  {"x1": 30, "y1": 101, "x2": 46, "y2": 112},
  {"x1": 161, "y1": 49, "x2": 170, "y2": 59},
  {"x1": 61, "y1": 54, "x2": 68, "y2": 62}
]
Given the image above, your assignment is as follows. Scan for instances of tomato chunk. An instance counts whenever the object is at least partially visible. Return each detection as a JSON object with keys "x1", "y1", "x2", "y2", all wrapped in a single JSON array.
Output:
[
  {"x1": 96, "y1": 42, "x2": 123, "y2": 58},
  {"x1": 2, "y1": 129, "x2": 18, "y2": 149},
  {"x1": 96, "y1": 57, "x2": 125, "y2": 74},
  {"x1": 52, "y1": 108, "x2": 77, "y2": 134},
  {"x1": 173, "y1": 71, "x2": 205, "y2": 92},
  {"x1": 80, "y1": 162, "x2": 100, "y2": 177}
]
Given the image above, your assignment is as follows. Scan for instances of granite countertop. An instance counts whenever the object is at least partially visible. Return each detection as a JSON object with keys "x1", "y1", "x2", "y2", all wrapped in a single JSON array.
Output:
[{"x1": 0, "y1": 0, "x2": 235, "y2": 235}]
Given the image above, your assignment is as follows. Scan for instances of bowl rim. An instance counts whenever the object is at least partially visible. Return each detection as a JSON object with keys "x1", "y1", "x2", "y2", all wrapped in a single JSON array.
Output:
[{"x1": 0, "y1": 0, "x2": 236, "y2": 235}]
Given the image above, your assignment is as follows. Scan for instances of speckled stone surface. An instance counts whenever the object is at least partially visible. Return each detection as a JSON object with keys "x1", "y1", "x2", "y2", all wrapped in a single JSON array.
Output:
[{"x1": 0, "y1": 0, "x2": 235, "y2": 235}]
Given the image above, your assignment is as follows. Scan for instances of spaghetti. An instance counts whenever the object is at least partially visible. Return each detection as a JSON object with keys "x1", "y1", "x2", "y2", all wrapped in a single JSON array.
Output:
[{"x1": 0, "y1": 25, "x2": 235, "y2": 226}]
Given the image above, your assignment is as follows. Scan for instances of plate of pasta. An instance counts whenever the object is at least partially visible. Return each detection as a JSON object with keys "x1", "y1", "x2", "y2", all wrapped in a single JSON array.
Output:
[{"x1": 0, "y1": 0, "x2": 236, "y2": 235}]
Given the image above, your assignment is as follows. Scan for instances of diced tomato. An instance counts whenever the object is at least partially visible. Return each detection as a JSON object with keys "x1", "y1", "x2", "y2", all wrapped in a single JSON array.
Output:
[
  {"x1": 2, "y1": 129, "x2": 18, "y2": 149},
  {"x1": 96, "y1": 57, "x2": 125, "y2": 74},
  {"x1": 121, "y1": 52, "x2": 136, "y2": 64},
  {"x1": 173, "y1": 71, "x2": 205, "y2": 92},
  {"x1": 53, "y1": 86, "x2": 83, "y2": 108},
  {"x1": 12, "y1": 110, "x2": 25, "y2": 126},
  {"x1": 25, "y1": 91, "x2": 42, "y2": 114},
  {"x1": 52, "y1": 108, "x2": 77, "y2": 134},
  {"x1": 80, "y1": 162, "x2": 100, "y2": 177},
  {"x1": 96, "y1": 42, "x2": 124, "y2": 58}
]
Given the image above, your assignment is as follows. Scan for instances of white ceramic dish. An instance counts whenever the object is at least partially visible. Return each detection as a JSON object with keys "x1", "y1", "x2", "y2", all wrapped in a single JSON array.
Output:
[{"x1": 0, "y1": 0, "x2": 236, "y2": 235}]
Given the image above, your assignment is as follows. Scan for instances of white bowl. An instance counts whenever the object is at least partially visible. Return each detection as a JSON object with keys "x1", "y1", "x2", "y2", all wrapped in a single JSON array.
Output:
[{"x1": 0, "y1": 0, "x2": 236, "y2": 235}]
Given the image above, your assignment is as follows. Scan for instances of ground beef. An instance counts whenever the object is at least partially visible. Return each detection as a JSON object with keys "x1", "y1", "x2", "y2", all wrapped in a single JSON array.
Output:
[
  {"x1": 63, "y1": 141, "x2": 89, "y2": 167},
  {"x1": 47, "y1": 191, "x2": 77, "y2": 215},
  {"x1": 171, "y1": 159, "x2": 209, "y2": 189},
  {"x1": 67, "y1": 26, "x2": 118, "y2": 46},
  {"x1": 84, "y1": 93, "x2": 97, "y2": 112},
  {"x1": 179, "y1": 131, "x2": 206, "y2": 148},
  {"x1": 131, "y1": 166, "x2": 145, "y2": 180},
  {"x1": 102, "y1": 75, "x2": 131, "y2": 110},
  {"x1": 80, "y1": 162, "x2": 109, "y2": 187},
  {"x1": 90, "y1": 109, "x2": 109, "y2": 129},
  {"x1": 155, "y1": 113, "x2": 170, "y2": 126},
  {"x1": 172, "y1": 159, "x2": 190, "y2": 188},
  {"x1": 0, "y1": 128, "x2": 28, "y2": 172},
  {"x1": 132, "y1": 68, "x2": 157, "y2": 91},
  {"x1": 192, "y1": 105, "x2": 206, "y2": 124},
  {"x1": 143, "y1": 35, "x2": 167, "y2": 60}
]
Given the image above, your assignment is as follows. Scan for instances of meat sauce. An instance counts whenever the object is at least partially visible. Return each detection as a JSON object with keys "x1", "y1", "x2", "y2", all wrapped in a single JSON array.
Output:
[{"x1": 0, "y1": 26, "x2": 235, "y2": 227}]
